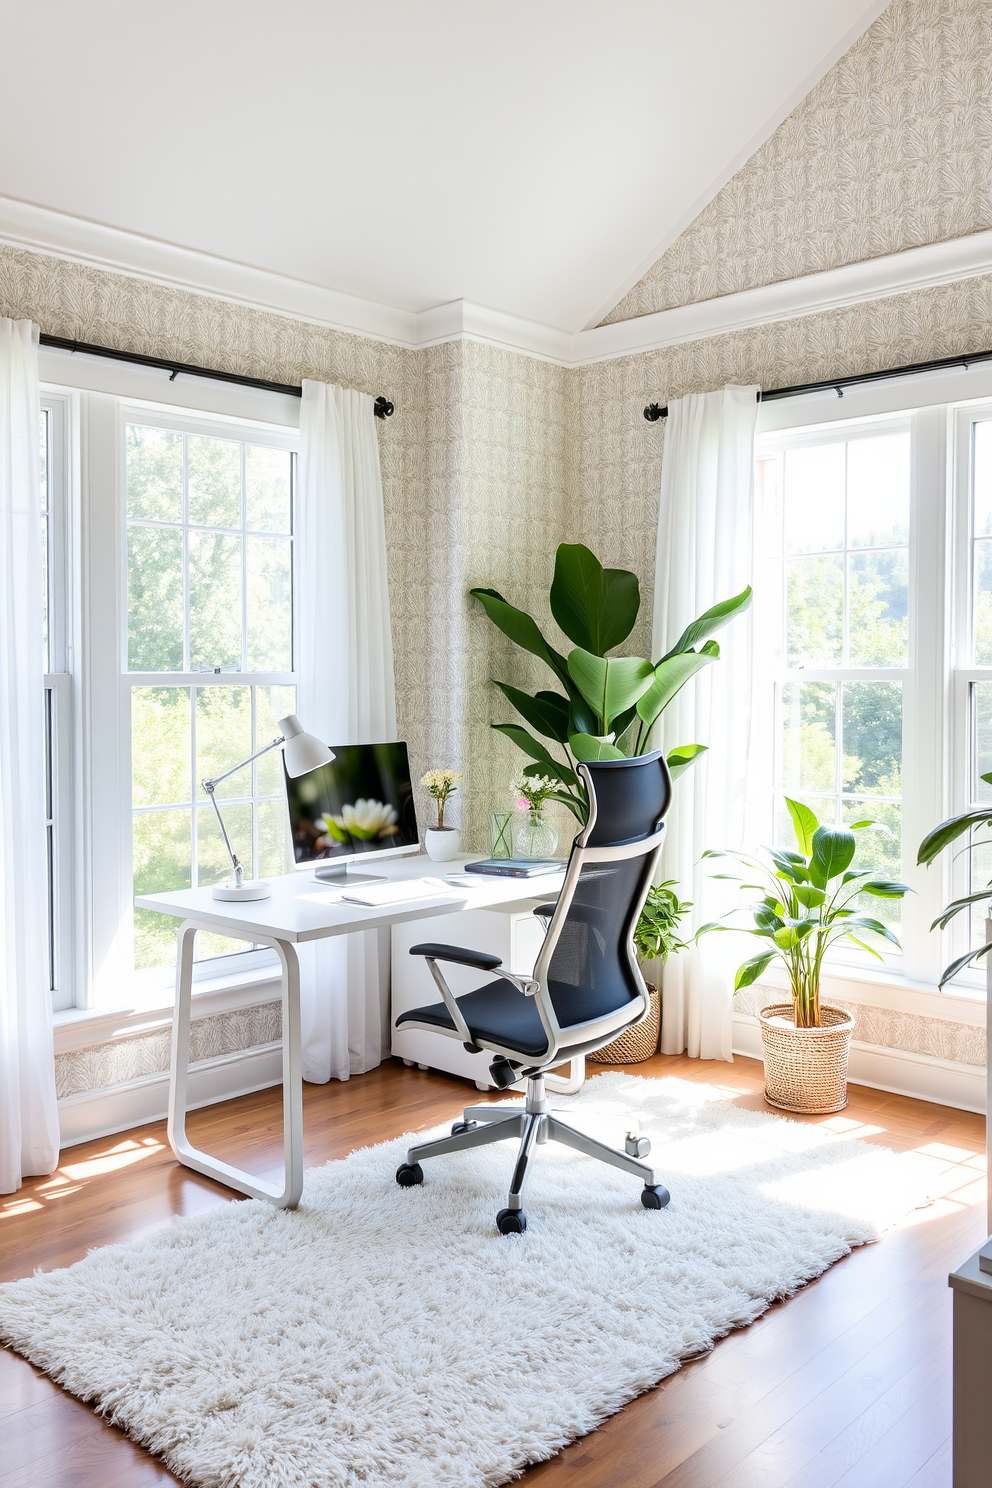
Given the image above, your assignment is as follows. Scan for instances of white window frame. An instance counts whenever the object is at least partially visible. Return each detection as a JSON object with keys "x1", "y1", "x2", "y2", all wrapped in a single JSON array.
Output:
[
  {"x1": 752, "y1": 395, "x2": 955, "y2": 1005},
  {"x1": 41, "y1": 393, "x2": 76, "y2": 1011},
  {"x1": 40, "y1": 351, "x2": 301, "y2": 1012}
]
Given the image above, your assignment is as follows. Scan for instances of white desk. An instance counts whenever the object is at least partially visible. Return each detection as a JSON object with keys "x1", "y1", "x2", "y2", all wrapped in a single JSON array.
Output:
[{"x1": 136, "y1": 854, "x2": 566, "y2": 1209}]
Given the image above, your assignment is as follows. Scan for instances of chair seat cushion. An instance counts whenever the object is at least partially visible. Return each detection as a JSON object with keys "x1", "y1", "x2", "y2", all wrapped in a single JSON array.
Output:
[{"x1": 395, "y1": 980, "x2": 550, "y2": 1058}]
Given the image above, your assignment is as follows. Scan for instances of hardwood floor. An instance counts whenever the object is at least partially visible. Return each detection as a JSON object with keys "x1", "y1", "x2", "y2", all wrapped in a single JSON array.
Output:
[{"x1": 0, "y1": 1052, "x2": 984, "y2": 1487}]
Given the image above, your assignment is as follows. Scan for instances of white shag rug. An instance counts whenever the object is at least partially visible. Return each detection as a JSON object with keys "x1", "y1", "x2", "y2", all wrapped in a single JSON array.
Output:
[{"x1": 0, "y1": 1072, "x2": 926, "y2": 1488}]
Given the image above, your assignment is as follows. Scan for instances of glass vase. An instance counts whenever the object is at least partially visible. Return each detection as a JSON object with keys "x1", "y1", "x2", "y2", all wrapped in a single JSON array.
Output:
[
  {"x1": 488, "y1": 809, "x2": 514, "y2": 859},
  {"x1": 514, "y1": 808, "x2": 558, "y2": 860}
]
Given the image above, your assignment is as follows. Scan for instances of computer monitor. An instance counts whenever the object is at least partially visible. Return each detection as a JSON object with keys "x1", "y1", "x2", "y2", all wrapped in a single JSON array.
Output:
[{"x1": 284, "y1": 741, "x2": 419, "y2": 882}]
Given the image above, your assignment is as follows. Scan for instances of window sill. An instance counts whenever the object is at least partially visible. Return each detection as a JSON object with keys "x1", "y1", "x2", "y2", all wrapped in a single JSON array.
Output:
[
  {"x1": 53, "y1": 962, "x2": 283, "y2": 1055},
  {"x1": 757, "y1": 961, "x2": 986, "y2": 1026}
]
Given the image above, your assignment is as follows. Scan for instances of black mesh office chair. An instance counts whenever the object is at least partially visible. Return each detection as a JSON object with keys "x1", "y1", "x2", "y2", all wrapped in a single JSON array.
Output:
[{"x1": 394, "y1": 752, "x2": 673, "y2": 1233}]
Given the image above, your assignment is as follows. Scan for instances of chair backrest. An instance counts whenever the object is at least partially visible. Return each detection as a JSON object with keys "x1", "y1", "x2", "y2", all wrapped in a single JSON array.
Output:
[{"x1": 534, "y1": 752, "x2": 672, "y2": 1038}]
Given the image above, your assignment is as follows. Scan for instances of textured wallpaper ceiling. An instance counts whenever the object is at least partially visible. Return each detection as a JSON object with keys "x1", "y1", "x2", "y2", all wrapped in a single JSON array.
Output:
[
  {"x1": 0, "y1": 0, "x2": 885, "y2": 332},
  {"x1": 604, "y1": 0, "x2": 992, "y2": 324}
]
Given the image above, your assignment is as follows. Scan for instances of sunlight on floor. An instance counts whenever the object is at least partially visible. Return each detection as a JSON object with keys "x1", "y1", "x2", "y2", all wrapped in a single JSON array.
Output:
[{"x1": 0, "y1": 1136, "x2": 165, "y2": 1221}]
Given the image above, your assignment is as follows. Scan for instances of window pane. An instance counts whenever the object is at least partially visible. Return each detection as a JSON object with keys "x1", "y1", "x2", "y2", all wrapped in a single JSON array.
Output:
[
  {"x1": 787, "y1": 556, "x2": 843, "y2": 665},
  {"x1": 189, "y1": 531, "x2": 242, "y2": 670},
  {"x1": 132, "y1": 688, "x2": 191, "y2": 807},
  {"x1": 841, "y1": 799, "x2": 902, "y2": 928},
  {"x1": 127, "y1": 425, "x2": 181, "y2": 522},
  {"x1": 846, "y1": 434, "x2": 910, "y2": 547},
  {"x1": 132, "y1": 808, "x2": 190, "y2": 970},
  {"x1": 128, "y1": 525, "x2": 183, "y2": 670},
  {"x1": 841, "y1": 682, "x2": 902, "y2": 797},
  {"x1": 246, "y1": 446, "x2": 291, "y2": 533},
  {"x1": 974, "y1": 420, "x2": 992, "y2": 538},
  {"x1": 974, "y1": 682, "x2": 992, "y2": 804},
  {"x1": 784, "y1": 444, "x2": 844, "y2": 553},
  {"x1": 848, "y1": 549, "x2": 909, "y2": 665},
  {"x1": 969, "y1": 835, "x2": 992, "y2": 951},
  {"x1": 188, "y1": 435, "x2": 240, "y2": 528},
  {"x1": 255, "y1": 685, "x2": 297, "y2": 793},
  {"x1": 780, "y1": 681, "x2": 837, "y2": 792},
  {"x1": 246, "y1": 536, "x2": 292, "y2": 670},
  {"x1": 195, "y1": 686, "x2": 251, "y2": 800},
  {"x1": 974, "y1": 540, "x2": 992, "y2": 665},
  {"x1": 258, "y1": 798, "x2": 291, "y2": 877}
]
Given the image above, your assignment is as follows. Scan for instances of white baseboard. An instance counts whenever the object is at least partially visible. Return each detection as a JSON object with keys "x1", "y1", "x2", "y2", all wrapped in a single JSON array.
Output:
[
  {"x1": 57, "y1": 1042, "x2": 283, "y2": 1150},
  {"x1": 732, "y1": 1015, "x2": 986, "y2": 1114}
]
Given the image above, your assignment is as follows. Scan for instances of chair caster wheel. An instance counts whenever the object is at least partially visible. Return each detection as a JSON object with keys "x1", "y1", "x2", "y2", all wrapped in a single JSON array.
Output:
[
  {"x1": 451, "y1": 1120, "x2": 477, "y2": 1136},
  {"x1": 625, "y1": 1133, "x2": 651, "y2": 1158},
  {"x1": 641, "y1": 1184, "x2": 670, "y2": 1210},
  {"x1": 496, "y1": 1208, "x2": 527, "y2": 1234},
  {"x1": 396, "y1": 1162, "x2": 424, "y2": 1187}
]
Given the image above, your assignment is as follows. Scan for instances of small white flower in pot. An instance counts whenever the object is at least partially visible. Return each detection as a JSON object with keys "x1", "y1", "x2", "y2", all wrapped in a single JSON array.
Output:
[
  {"x1": 421, "y1": 768, "x2": 463, "y2": 861},
  {"x1": 698, "y1": 797, "x2": 911, "y2": 1113}
]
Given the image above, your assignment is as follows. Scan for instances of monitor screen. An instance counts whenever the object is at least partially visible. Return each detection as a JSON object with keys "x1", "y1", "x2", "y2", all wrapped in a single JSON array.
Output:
[{"x1": 284, "y1": 741, "x2": 418, "y2": 864}]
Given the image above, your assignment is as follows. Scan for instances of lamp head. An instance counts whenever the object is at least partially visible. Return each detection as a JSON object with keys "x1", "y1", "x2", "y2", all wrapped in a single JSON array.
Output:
[{"x1": 277, "y1": 714, "x2": 335, "y2": 778}]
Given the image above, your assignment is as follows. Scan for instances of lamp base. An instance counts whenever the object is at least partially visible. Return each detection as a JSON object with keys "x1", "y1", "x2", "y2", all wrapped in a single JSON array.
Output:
[{"x1": 212, "y1": 879, "x2": 272, "y2": 901}]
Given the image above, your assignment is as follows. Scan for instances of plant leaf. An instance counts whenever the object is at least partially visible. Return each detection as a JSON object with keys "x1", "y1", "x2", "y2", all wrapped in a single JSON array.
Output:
[
  {"x1": 549, "y1": 543, "x2": 640, "y2": 655},
  {"x1": 568, "y1": 732, "x2": 626, "y2": 761},
  {"x1": 917, "y1": 809, "x2": 992, "y2": 865},
  {"x1": 666, "y1": 744, "x2": 707, "y2": 779},
  {"x1": 793, "y1": 884, "x2": 826, "y2": 908},
  {"x1": 492, "y1": 681, "x2": 570, "y2": 742},
  {"x1": 836, "y1": 915, "x2": 902, "y2": 948},
  {"x1": 929, "y1": 887, "x2": 992, "y2": 930},
  {"x1": 471, "y1": 588, "x2": 571, "y2": 687},
  {"x1": 938, "y1": 942, "x2": 992, "y2": 988},
  {"x1": 522, "y1": 759, "x2": 579, "y2": 787},
  {"x1": 567, "y1": 650, "x2": 654, "y2": 731},
  {"x1": 660, "y1": 586, "x2": 753, "y2": 661},
  {"x1": 734, "y1": 953, "x2": 775, "y2": 990},
  {"x1": 861, "y1": 880, "x2": 912, "y2": 898},
  {"x1": 811, "y1": 823, "x2": 856, "y2": 883},
  {"x1": 490, "y1": 723, "x2": 558, "y2": 766},
  {"x1": 785, "y1": 798, "x2": 819, "y2": 857},
  {"x1": 635, "y1": 650, "x2": 718, "y2": 735}
]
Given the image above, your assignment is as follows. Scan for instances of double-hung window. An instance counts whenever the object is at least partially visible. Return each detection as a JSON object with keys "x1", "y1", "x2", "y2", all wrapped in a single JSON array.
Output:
[{"x1": 124, "y1": 412, "x2": 298, "y2": 986}]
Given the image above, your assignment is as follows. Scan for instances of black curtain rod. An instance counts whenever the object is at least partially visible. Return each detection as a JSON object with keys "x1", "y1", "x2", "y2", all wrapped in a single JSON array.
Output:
[
  {"x1": 642, "y1": 345, "x2": 992, "y2": 422},
  {"x1": 38, "y1": 334, "x2": 395, "y2": 418}
]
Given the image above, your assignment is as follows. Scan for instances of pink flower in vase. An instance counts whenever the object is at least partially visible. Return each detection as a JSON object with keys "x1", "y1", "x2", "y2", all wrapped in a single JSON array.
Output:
[{"x1": 515, "y1": 797, "x2": 530, "y2": 812}]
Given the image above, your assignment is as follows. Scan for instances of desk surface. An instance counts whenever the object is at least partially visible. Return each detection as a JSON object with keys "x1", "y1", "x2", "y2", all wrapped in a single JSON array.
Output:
[{"x1": 134, "y1": 853, "x2": 565, "y2": 943}]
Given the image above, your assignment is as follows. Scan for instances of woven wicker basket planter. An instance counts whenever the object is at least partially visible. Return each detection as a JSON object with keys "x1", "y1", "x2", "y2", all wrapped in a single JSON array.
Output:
[
  {"x1": 758, "y1": 1003, "x2": 856, "y2": 1114},
  {"x1": 589, "y1": 983, "x2": 661, "y2": 1065}
]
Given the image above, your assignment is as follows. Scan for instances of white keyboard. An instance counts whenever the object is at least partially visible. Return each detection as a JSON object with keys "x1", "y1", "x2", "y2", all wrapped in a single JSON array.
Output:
[{"x1": 340, "y1": 877, "x2": 451, "y2": 907}]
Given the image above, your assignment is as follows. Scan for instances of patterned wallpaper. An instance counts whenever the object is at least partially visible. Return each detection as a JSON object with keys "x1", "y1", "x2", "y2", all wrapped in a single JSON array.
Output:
[{"x1": 604, "y1": 0, "x2": 992, "y2": 323}]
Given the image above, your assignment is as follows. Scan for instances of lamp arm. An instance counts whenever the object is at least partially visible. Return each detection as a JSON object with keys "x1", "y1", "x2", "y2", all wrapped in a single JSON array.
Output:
[
  {"x1": 201, "y1": 735, "x2": 285, "y2": 792},
  {"x1": 201, "y1": 736, "x2": 285, "y2": 889}
]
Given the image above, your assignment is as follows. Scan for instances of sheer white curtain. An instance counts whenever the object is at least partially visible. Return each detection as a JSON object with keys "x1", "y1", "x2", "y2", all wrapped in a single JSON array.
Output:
[
  {"x1": 0, "y1": 319, "x2": 59, "y2": 1191},
  {"x1": 653, "y1": 385, "x2": 759, "y2": 1062},
  {"x1": 297, "y1": 381, "x2": 396, "y2": 1082}
]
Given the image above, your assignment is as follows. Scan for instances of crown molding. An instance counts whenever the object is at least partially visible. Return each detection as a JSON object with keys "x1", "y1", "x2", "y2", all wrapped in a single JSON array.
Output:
[
  {"x1": 574, "y1": 230, "x2": 992, "y2": 365},
  {"x1": 3, "y1": 194, "x2": 992, "y2": 370}
]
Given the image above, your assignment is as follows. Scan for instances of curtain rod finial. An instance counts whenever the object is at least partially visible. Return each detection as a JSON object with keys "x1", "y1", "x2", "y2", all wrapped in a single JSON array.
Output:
[
  {"x1": 374, "y1": 397, "x2": 394, "y2": 419},
  {"x1": 643, "y1": 402, "x2": 666, "y2": 422}
]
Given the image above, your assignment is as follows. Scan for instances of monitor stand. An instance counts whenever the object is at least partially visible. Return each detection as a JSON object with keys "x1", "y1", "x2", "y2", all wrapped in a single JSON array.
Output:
[{"x1": 313, "y1": 863, "x2": 386, "y2": 887}]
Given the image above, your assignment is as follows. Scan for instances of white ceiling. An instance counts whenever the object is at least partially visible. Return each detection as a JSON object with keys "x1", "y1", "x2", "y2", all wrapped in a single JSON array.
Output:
[{"x1": 1, "y1": 1, "x2": 888, "y2": 334}]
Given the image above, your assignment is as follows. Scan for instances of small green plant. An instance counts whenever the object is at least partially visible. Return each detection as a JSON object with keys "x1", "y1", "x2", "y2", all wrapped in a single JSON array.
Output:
[
  {"x1": 698, "y1": 799, "x2": 911, "y2": 1028},
  {"x1": 634, "y1": 881, "x2": 691, "y2": 964},
  {"x1": 917, "y1": 773, "x2": 992, "y2": 985},
  {"x1": 420, "y1": 768, "x2": 463, "y2": 830}
]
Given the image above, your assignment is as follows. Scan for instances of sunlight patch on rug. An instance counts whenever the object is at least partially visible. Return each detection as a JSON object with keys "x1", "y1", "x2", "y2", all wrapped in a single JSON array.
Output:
[{"x1": 0, "y1": 1072, "x2": 928, "y2": 1488}]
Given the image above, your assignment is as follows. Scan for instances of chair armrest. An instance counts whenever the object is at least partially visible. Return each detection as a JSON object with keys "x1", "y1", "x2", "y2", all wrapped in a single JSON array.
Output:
[
  {"x1": 409, "y1": 942, "x2": 504, "y2": 972},
  {"x1": 533, "y1": 902, "x2": 555, "y2": 919}
]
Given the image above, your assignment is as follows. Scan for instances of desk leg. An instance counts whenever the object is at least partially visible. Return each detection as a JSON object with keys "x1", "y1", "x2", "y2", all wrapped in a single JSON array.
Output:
[{"x1": 167, "y1": 919, "x2": 305, "y2": 1209}]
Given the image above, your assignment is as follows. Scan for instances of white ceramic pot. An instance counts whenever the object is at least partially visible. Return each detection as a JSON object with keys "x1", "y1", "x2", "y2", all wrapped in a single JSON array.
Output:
[{"x1": 425, "y1": 827, "x2": 461, "y2": 862}]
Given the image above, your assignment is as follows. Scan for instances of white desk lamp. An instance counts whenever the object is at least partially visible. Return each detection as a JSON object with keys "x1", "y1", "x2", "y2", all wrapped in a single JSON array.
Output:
[{"x1": 204, "y1": 714, "x2": 334, "y2": 900}]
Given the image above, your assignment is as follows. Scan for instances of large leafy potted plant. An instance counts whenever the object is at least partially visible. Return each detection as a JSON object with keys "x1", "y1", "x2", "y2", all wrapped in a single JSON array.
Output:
[
  {"x1": 471, "y1": 543, "x2": 751, "y2": 820},
  {"x1": 699, "y1": 799, "x2": 910, "y2": 1113},
  {"x1": 590, "y1": 881, "x2": 691, "y2": 1065},
  {"x1": 917, "y1": 774, "x2": 992, "y2": 986}
]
